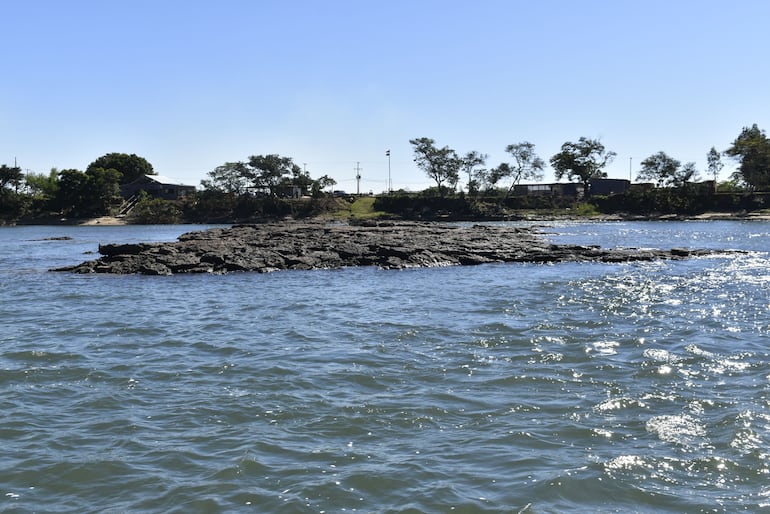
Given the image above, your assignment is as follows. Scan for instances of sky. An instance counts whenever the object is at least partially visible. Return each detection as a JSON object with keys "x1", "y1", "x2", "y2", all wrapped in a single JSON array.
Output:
[{"x1": 2, "y1": 0, "x2": 769, "y2": 193}]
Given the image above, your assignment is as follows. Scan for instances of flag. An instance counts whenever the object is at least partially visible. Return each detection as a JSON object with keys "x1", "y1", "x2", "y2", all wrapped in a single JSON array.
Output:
[{"x1": 385, "y1": 150, "x2": 390, "y2": 157}]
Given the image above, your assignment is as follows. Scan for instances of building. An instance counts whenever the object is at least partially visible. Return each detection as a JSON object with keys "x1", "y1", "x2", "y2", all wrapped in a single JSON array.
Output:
[
  {"x1": 589, "y1": 178, "x2": 631, "y2": 196},
  {"x1": 513, "y1": 182, "x2": 585, "y2": 197},
  {"x1": 121, "y1": 175, "x2": 197, "y2": 200},
  {"x1": 513, "y1": 179, "x2": 630, "y2": 197}
]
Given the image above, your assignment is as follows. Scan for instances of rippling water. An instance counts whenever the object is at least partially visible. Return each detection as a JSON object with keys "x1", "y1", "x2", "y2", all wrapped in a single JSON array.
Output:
[{"x1": 2, "y1": 221, "x2": 770, "y2": 512}]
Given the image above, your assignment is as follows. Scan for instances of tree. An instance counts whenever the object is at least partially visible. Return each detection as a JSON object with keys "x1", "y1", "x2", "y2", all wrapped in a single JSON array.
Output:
[
  {"x1": 725, "y1": 124, "x2": 770, "y2": 190},
  {"x1": 637, "y1": 151, "x2": 699, "y2": 188},
  {"x1": 637, "y1": 151, "x2": 681, "y2": 187},
  {"x1": 678, "y1": 162, "x2": 699, "y2": 187},
  {"x1": 706, "y1": 146, "x2": 723, "y2": 183},
  {"x1": 54, "y1": 167, "x2": 121, "y2": 216},
  {"x1": 55, "y1": 169, "x2": 89, "y2": 214},
  {"x1": 201, "y1": 161, "x2": 251, "y2": 194},
  {"x1": 491, "y1": 142, "x2": 545, "y2": 198},
  {"x1": 24, "y1": 169, "x2": 59, "y2": 200},
  {"x1": 550, "y1": 137, "x2": 616, "y2": 194},
  {"x1": 201, "y1": 154, "x2": 311, "y2": 197},
  {"x1": 82, "y1": 167, "x2": 122, "y2": 215},
  {"x1": 0, "y1": 164, "x2": 25, "y2": 218},
  {"x1": 130, "y1": 191, "x2": 183, "y2": 224},
  {"x1": 286, "y1": 161, "x2": 314, "y2": 195},
  {"x1": 460, "y1": 150, "x2": 487, "y2": 195},
  {"x1": 246, "y1": 154, "x2": 302, "y2": 196},
  {"x1": 87, "y1": 153, "x2": 155, "y2": 184},
  {"x1": 409, "y1": 137, "x2": 461, "y2": 197},
  {"x1": 0, "y1": 164, "x2": 23, "y2": 192},
  {"x1": 484, "y1": 163, "x2": 509, "y2": 191},
  {"x1": 311, "y1": 174, "x2": 337, "y2": 197}
]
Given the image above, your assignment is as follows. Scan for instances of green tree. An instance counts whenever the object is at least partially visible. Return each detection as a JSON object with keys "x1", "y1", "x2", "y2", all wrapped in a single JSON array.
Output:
[
  {"x1": 83, "y1": 167, "x2": 122, "y2": 215},
  {"x1": 0, "y1": 164, "x2": 25, "y2": 219},
  {"x1": 637, "y1": 152, "x2": 681, "y2": 187},
  {"x1": 202, "y1": 154, "x2": 315, "y2": 197},
  {"x1": 311, "y1": 174, "x2": 337, "y2": 197},
  {"x1": 87, "y1": 152, "x2": 155, "y2": 184},
  {"x1": 286, "y1": 161, "x2": 313, "y2": 196},
  {"x1": 24, "y1": 169, "x2": 59, "y2": 200},
  {"x1": 460, "y1": 150, "x2": 487, "y2": 195},
  {"x1": 246, "y1": 154, "x2": 303, "y2": 196},
  {"x1": 492, "y1": 142, "x2": 545, "y2": 199},
  {"x1": 637, "y1": 152, "x2": 698, "y2": 188},
  {"x1": 55, "y1": 169, "x2": 89, "y2": 214},
  {"x1": 550, "y1": 137, "x2": 616, "y2": 194},
  {"x1": 54, "y1": 167, "x2": 121, "y2": 216},
  {"x1": 706, "y1": 146, "x2": 723, "y2": 183},
  {"x1": 130, "y1": 192, "x2": 183, "y2": 224},
  {"x1": 678, "y1": 162, "x2": 699, "y2": 187},
  {"x1": 246, "y1": 154, "x2": 286, "y2": 195},
  {"x1": 0, "y1": 164, "x2": 23, "y2": 191},
  {"x1": 409, "y1": 137, "x2": 461, "y2": 197},
  {"x1": 201, "y1": 161, "x2": 251, "y2": 194},
  {"x1": 483, "y1": 163, "x2": 508, "y2": 191},
  {"x1": 725, "y1": 124, "x2": 770, "y2": 190}
]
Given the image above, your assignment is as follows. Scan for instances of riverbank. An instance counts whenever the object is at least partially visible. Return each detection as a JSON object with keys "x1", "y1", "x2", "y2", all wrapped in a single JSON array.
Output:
[
  {"x1": 8, "y1": 209, "x2": 770, "y2": 227},
  {"x1": 5, "y1": 215, "x2": 128, "y2": 226},
  {"x1": 79, "y1": 216, "x2": 127, "y2": 226},
  {"x1": 6, "y1": 208, "x2": 770, "y2": 230}
]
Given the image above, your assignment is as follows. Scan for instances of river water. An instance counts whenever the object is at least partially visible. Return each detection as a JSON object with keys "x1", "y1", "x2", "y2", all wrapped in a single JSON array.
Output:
[{"x1": 1, "y1": 220, "x2": 769, "y2": 513}]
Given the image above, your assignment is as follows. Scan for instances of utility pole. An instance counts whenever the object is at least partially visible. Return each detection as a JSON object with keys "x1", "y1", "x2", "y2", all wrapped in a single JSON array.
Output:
[
  {"x1": 354, "y1": 162, "x2": 362, "y2": 195},
  {"x1": 629, "y1": 157, "x2": 632, "y2": 181}
]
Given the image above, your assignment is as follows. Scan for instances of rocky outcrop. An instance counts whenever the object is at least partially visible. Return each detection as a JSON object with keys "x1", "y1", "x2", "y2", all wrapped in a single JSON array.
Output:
[{"x1": 53, "y1": 220, "x2": 720, "y2": 275}]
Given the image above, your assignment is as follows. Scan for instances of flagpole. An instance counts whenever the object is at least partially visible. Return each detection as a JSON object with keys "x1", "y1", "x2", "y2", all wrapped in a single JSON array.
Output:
[{"x1": 386, "y1": 149, "x2": 392, "y2": 193}]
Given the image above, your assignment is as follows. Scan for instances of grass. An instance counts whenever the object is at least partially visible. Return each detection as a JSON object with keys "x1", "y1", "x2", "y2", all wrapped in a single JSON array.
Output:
[
  {"x1": 574, "y1": 202, "x2": 601, "y2": 217},
  {"x1": 332, "y1": 196, "x2": 389, "y2": 220}
]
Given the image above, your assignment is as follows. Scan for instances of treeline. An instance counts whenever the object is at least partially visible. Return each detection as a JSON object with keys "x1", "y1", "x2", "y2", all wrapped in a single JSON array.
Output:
[
  {"x1": 372, "y1": 187, "x2": 770, "y2": 220},
  {"x1": 407, "y1": 123, "x2": 770, "y2": 197},
  {"x1": 0, "y1": 152, "x2": 338, "y2": 223},
  {"x1": 0, "y1": 153, "x2": 155, "y2": 221},
  {"x1": 2, "y1": 124, "x2": 769, "y2": 223},
  {"x1": 385, "y1": 123, "x2": 770, "y2": 218}
]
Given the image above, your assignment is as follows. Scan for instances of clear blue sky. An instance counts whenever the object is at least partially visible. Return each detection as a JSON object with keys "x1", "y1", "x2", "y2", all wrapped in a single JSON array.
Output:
[{"x1": 2, "y1": 0, "x2": 768, "y2": 193}]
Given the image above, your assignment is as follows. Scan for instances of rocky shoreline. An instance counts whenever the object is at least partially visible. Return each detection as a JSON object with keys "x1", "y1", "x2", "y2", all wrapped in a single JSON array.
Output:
[{"x1": 52, "y1": 220, "x2": 724, "y2": 275}]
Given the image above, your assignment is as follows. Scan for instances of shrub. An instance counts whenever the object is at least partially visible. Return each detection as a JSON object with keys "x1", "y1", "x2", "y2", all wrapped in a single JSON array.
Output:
[{"x1": 129, "y1": 194, "x2": 183, "y2": 224}]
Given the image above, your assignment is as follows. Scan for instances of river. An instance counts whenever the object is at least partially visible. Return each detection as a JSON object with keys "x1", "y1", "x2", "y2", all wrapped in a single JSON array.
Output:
[{"x1": 1, "y1": 220, "x2": 769, "y2": 512}]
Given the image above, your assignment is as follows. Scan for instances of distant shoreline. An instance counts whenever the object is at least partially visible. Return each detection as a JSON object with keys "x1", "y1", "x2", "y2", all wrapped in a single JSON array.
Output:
[{"x1": 5, "y1": 210, "x2": 770, "y2": 227}]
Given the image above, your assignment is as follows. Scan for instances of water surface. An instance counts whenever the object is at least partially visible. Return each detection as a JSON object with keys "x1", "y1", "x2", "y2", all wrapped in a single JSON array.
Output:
[{"x1": 1, "y1": 221, "x2": 769, "y2": 512}]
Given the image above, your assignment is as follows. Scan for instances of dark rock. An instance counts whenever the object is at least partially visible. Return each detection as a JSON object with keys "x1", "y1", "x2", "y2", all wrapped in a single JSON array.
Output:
[
  {"x1": 51, "y1": 220, "x2": 730, "y2": 275},
  {"x1": 99, "y1": 242, "x2": 158, "y2": 256}
]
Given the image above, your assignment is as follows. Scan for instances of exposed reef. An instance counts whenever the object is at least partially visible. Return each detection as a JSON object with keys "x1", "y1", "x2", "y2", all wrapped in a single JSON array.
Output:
[{"x1": 53, "y1": 220, "x2": 720, "y2": 275}]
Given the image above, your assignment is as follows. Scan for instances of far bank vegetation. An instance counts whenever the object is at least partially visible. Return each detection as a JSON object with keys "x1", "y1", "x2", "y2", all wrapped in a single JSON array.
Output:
[{"x1": 2, "y1": 124, "x2": 770, "y2": 223}]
